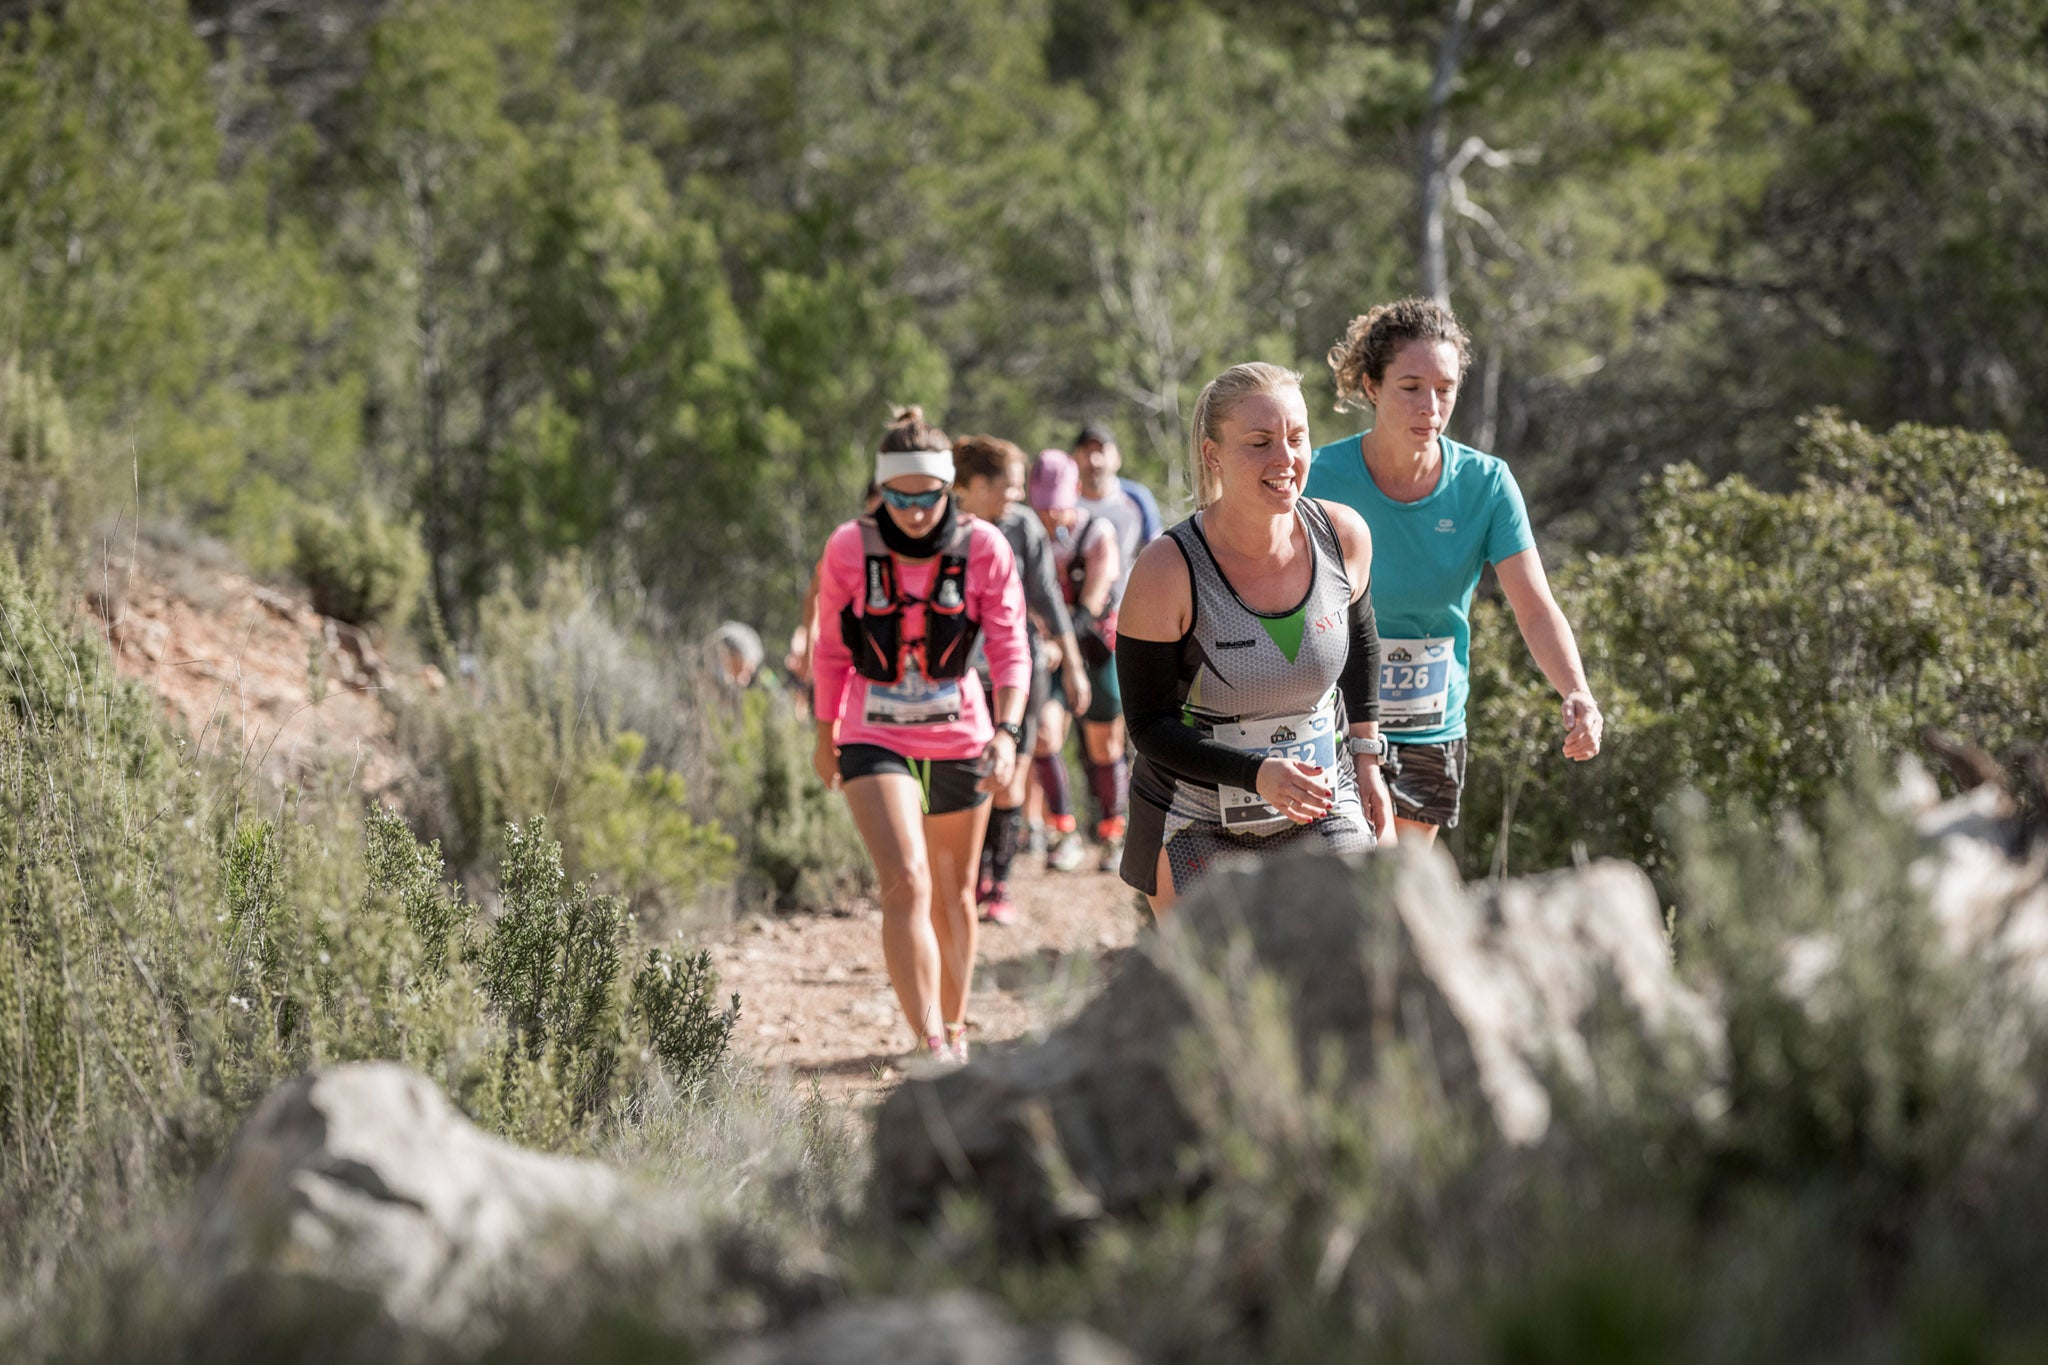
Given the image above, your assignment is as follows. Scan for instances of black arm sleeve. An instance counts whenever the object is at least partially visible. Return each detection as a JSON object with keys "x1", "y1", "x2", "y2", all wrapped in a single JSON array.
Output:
[
  {"x1": 1118, "y1": 634, "x2": 1265, "y2": 790},
  {"x1": 1336, "y1": 584, "x2": 1381, "y2": 725}
]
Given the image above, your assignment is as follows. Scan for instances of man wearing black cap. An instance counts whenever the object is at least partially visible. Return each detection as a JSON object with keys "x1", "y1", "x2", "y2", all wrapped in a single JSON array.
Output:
[{"x1": 1071, "y1": 420, "x2": 1163, "y2": 873}]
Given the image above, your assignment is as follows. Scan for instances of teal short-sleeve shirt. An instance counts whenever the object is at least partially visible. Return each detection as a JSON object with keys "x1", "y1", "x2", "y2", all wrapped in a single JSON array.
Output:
[{"x1": 1305, "y1": 433, "x2": 1534, "y2": 743}]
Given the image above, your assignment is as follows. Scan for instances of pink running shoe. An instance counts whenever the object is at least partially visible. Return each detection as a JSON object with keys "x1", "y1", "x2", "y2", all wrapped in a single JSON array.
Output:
[{"x1": 980, "y1": 884, "x2": 1018, "y2": 926}]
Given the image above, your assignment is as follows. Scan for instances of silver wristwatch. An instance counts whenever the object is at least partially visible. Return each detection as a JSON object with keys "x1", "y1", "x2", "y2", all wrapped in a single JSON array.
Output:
[{"x1": 1345, "y1": 734, "x2": 1387, "y2": 761}]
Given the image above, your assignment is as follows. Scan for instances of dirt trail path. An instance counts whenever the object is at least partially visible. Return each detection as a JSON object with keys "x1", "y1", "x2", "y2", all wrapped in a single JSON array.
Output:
[
  {"x1": 708, "y1": 854, "x2": 1146, "y2": 1101},
  {"x1": 80, "y1": 544, "x2": 1143, "y2": 1099}
]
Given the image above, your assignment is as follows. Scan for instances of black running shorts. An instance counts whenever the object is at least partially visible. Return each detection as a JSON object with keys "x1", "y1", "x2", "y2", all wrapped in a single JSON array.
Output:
[
  {"x1": 1380, "y1": 738, "x2": 1469, "y2": 829},
  {"x1": 839, "y1": 743, "x2": 991, "y2": 815}
]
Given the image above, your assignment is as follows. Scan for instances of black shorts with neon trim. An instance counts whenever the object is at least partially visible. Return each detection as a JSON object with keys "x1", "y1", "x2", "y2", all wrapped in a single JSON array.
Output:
[
  {"x1": 839, "y1": 743, "x2": 991, "y2": 815},
  {"x1": 1381, "y1": 737, "x2": 1468, "y2": 829}
]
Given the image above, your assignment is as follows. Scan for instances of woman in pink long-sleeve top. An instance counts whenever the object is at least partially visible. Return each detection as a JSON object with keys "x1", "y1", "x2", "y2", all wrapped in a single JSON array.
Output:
[{"x1": 811, "y1": 406, "x2": 1030, "y2": 1065}]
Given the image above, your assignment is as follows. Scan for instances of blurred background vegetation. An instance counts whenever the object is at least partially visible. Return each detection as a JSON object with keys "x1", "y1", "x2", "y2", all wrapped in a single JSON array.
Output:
[
  {"x1": 4, "y1": 3, "x2": 2048, "y2": 1359},
  {"x1": 4, "y1": 0, "x2": 2043, "y2": 631},
  {"x1": 2, "y1": 0, "x2": 2038, "y2": 895}
]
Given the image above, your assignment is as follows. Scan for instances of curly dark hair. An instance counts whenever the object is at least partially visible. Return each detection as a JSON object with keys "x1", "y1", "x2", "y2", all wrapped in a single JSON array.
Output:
[{"x1": 1326, "y1": 298, "x2": 1473, "y2": 413}]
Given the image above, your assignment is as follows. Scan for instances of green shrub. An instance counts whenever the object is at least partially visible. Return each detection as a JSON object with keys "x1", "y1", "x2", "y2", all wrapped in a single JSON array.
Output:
[
  {"x1": 395, "y1": 564, "x2": 823, "y2": 929},
  {"x1": 706, "y1": 686, "x2": 871, "y2": 913},
  {"x1": 1460, "y1": 412, "x2": 2048, "y2": 882},
  {"x1": 572, "y1": 732, "x2": 737, "y2": 923},
  {"x1": 628, "y1": 945, "x2": 739, "y2": 1090},
  {"x1": 0, "y1": 534, "x2": 741, "y2": 1287},
  {"x1": 0, "y1": 358, "x2": 86, "y2": 562},
  {"x1": 397, "y1": 566, "x2": 720, "y2": 902},
  {"x1": 289, "y1": 497, "x2": 428, "y2": 628}
]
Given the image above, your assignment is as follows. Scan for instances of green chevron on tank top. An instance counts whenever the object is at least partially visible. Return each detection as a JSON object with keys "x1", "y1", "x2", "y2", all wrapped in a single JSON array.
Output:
[{"x1": 1148, "y1": 500, "x2": 1362, "y2": 835}]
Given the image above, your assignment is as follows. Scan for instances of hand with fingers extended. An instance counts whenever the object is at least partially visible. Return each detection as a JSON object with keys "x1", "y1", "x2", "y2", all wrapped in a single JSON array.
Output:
[
  {"x1": 1561, "y1": 689, "x2": 1603, "y2": 761},
  {"x1": 1359, "y1": 762, "x2": 1397, "y2": 844},
  {"x1": 1255, "y1": 757, "x2": 1335, "y2": 825}
]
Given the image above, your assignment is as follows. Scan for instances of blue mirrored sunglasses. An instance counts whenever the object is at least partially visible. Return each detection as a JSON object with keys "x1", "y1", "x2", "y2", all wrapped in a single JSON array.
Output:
[{"x1": 880, "y1": 486, "x2": 947, "y2": 510}]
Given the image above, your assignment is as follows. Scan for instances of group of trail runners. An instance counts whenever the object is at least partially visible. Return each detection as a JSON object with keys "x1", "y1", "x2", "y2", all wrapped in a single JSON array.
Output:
[{"x1": 803, "y1": 297, "x2": 1603, "y2": 1064}]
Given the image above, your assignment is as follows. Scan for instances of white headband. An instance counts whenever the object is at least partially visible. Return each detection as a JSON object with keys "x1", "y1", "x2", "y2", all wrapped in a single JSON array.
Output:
[{"x1": 876, "y1": 448, "x2": 955, "y2": 485}]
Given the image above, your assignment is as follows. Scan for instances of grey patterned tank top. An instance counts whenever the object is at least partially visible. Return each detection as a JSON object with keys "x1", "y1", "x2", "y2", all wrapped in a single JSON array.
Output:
[{"x1": 1132, "y1": 499, "x2": 1361, "y2": 834}]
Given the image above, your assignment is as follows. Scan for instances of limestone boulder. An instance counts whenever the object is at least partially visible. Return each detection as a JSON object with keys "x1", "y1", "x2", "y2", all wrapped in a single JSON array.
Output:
[
  {"x1": 177, "y1": 1062, "x2": 695, "y2": 1349},
  {"x1": 875, "y1": 846, "x2": 1723, "y2": 1248}
]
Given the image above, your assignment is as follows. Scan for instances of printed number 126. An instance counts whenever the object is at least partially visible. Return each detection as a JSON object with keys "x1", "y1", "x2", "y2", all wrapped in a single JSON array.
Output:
[{"x1": 1383, "y1": 664, "x2": 1431, "y2": 691}]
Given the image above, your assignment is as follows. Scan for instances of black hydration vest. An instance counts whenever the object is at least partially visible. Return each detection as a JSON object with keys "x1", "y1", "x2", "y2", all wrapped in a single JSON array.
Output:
[{"x1": 840, "y1": 516, "x2": 980, "y2": 684}]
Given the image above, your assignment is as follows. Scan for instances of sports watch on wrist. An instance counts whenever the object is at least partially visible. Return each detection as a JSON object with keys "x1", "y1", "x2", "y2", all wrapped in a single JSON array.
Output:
[
  {"x1": 994, "y1": 720, "x2": 1024, "y2": 744},
  {"x1": 1345, "y1": 734, "x2": 1387, "y2": 761}
]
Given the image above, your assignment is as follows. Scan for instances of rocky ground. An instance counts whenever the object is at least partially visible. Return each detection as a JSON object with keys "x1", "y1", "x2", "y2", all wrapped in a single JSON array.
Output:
[{"x1": 82, "y1": 537, "x2": 434, "y2": 800}]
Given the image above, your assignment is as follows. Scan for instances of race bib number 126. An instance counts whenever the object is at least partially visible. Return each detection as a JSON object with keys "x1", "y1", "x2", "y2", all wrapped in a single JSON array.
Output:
[{"x1": 1379, "y1": 636, "x2": 1454, "y2": 732}]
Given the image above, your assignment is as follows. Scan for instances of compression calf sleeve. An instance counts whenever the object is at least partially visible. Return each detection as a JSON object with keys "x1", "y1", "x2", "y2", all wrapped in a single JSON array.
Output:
[
  {"x1": 1089, "y1": 752, "x2": 1127, "y2": 822},
  {"x1": 1078, "y1": 748, "x2": 1103, "y2": 826},
  {"x1": 1035, "y1": 754, "x2": 1073, "y2": 818},
  {"x1": 1116, "y1": 634, "x2": 1263, "y2": 790},
  {"x1": 987, "y1": 805, "x2": 1023, "y2": 883}
]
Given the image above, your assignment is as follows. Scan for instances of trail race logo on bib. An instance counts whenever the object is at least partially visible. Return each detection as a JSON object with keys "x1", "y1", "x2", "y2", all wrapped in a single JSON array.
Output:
[
  {"x1": 1388, "y1": 645, "x2": 1413, "y2": 663},
  {"x1": 1269, "y1": 724, "x2": 1297, "y2": 745}
]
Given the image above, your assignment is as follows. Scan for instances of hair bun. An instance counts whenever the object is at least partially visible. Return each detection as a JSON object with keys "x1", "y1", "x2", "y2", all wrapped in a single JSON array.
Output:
[{"x1": 889, "y1": 404, "x2": 925, "y2": 426}]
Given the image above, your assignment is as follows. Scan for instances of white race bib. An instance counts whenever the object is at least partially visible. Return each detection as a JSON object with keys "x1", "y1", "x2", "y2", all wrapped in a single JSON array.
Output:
[
  {"x1": 1379, "y1": 636, "x2": 1454, "y2": 732},
  {"x1": 863, "y1": 662, "x2": 962, "y2": 727},
  {"x1": 1213, "y1": 697, "x2": 1339, "y2": 831}
]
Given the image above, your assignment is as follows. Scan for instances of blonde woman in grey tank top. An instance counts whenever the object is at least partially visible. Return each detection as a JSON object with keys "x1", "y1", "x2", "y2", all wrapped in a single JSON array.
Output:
[{"x1": 1116, "y1": 363, "x2": 1396, "y2": 916}]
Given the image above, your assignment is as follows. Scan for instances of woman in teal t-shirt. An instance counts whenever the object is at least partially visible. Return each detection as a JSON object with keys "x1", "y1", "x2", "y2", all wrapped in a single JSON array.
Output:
[{"x1": 1304, "y1": 298, "x2": 1602, "y2": 846}]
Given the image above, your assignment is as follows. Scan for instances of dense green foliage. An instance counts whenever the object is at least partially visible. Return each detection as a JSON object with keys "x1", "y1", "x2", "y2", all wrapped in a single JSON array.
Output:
[
  {"x1": 0, "y1": 547, "x2": 736, "y2": 1280},
  {"x1": 18, "y1": 767, "x2": 2048, "y2": 1363},
  {"x1": 391, "y1": 561, "x2": 863, "y2": 914},
  {"x1": 5, "y1": 2, "x2": 2048, "y2": 1359},
  {"x1": 289, "y1": 496, "x2": 429, "y2": 627},
  {"x1": 1459, "y1": 413, "x2": 2048, "y2": 880},
  {"x1": 3, "y1": 0, "x2": 2042, "y2": 638}
]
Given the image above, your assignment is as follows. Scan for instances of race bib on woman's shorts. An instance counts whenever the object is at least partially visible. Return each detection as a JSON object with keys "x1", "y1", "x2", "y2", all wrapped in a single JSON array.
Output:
[
  {"x1": 1378, "y1": 637, "x2": 1454, "y2": 733},
  {"x1": 864, "y1": 663, "x2": 962, "y2": 726},
  {"x1": 1212, "y1": 697, "x2": 1339, "y2": 831}
]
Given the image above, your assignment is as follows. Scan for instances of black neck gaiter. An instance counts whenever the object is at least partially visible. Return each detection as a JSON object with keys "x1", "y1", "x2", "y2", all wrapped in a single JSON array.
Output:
[{"x1": 875, "y1": 495, "x2": 956, "y2": 559}]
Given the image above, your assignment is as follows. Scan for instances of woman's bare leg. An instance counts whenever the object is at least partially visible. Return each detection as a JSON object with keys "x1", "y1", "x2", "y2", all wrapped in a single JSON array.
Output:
[
  {"x1": 1394, "y1": 816, "x2": 1439, "y2": 847},
  {"x1": 925, "y1": 801, "x2": 991, "y2": 1028},
  {"x1": 1146, "y1": 845, "x2": 1177, "y2": 920},
  {"x1": 842, "y1": 774, "x2": 941, "y2": 1044}
]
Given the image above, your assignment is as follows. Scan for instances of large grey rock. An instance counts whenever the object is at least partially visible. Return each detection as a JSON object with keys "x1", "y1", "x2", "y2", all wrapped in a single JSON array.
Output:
[
  {"x1": 178, "y1": 1062, "x2": 694, "y2": 1348},
  {"x1": 875, "y1": 846, "x2": 1722, "y2": 1247},
  {"x1": 719, "y1": 1291, "x2": 1133, "y2": 1365}
]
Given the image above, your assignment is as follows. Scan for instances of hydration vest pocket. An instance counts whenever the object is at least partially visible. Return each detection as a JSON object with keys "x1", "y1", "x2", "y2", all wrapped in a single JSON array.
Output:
[
  {"x1": 844, "y1": 548, "x2": 905, "y2": 683},
  {"x1": 920, "y1": 552, "x2": 978, "y2": 680}
]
